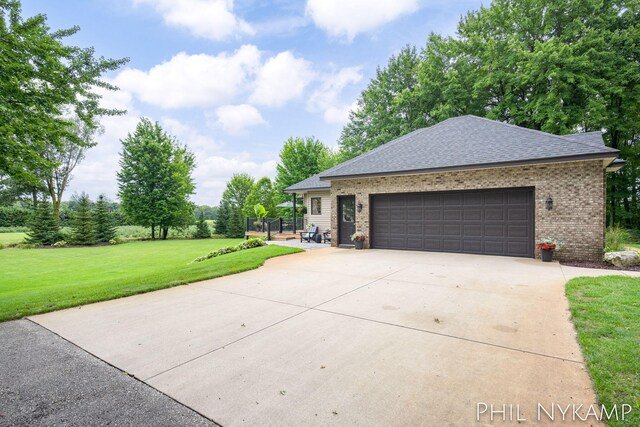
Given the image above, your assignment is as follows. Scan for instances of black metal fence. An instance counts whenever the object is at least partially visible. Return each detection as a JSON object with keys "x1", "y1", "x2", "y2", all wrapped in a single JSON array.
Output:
[{"x1": 245, "y1": 216, "x2": 307, "y2": 240}]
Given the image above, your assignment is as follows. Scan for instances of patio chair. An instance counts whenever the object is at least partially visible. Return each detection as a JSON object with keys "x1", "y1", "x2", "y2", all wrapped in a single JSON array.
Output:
[{"x1": 300, "y1": 226, "x2": 319, "y2": 243}]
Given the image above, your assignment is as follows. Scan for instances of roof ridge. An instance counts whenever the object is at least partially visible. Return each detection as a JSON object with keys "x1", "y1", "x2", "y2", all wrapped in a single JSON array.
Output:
[{"x1": 462, "y1": 115, "x2": 593, "y2": 146}]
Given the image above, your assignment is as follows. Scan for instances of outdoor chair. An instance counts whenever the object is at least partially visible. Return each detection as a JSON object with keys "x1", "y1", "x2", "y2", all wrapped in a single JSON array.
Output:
[{"x1": 300, "y1": 226, "x2": 319, "y2": 243}]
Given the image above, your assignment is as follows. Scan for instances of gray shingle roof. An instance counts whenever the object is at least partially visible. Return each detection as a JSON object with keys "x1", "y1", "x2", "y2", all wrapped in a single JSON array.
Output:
[
  {"x1": 284, "y1": 173, "x2": 330, "y2": 193},
  {"x1": 319, "y1": 115, "x2": 619, "y2": 180}
]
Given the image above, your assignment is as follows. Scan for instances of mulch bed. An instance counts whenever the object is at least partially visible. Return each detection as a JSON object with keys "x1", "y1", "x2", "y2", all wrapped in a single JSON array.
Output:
[{"x1": 560, "y1": 260, "x2": 640, "y2": 272}]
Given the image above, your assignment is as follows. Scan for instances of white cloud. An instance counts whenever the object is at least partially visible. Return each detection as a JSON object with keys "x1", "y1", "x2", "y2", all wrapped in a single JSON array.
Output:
[
  {"x1": 250, "y1": 51, "x2": 315, "y2": 107},
  {"x1": 213, "y1": 104, "x2": 267, "y2": 135},
  {"x1": 305, "y1": 0, "x2": 419, "y2": 42},
  {"x1": 161, "y1": 117, "x2": 222, "y2": 153},
  {"x1": 114, "y1": 45, "x2": 261, "y2": 109},
  {"x1": 133, "y1": 0, "x2": 254, "y2": 41},
  {"x1": 307, "y1": 66, "x2": 362, "y2": 124}
]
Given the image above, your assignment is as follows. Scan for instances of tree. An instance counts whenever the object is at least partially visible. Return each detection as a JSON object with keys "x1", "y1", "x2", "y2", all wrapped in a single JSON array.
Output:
[
  {"x1": 274, "y1": 137, "x2": 335, "y2": 197},
  {"x1": 117, "y1": 119, "x2": 196, "y2": 239},
  {"x1": 217, "y1": 173, "x2": 254, "y2": 237},
  {"x1": 69, "y1": 193, "x2": 95, "y2": 245},
  {"x1": 338, "y1": 46, "x2": 426, "y2": 159},
  {"x1": 243, "y1": 177, "x2": 276, "y2": 218},
  {"x1": 336, "y1": 0, "x2": 640, "y2": 226},
  {"x1": 26, "y1": 199, "x2": 60, "y2": 245},
  {"x1": 93, "y1": 194, "x2": 116, "y2": 242},
  {"x1": 214, "y1": 200, "x2": 230, "y2": 235},
  {"x1": 193, "y1": 211, "x2": 211, "y2": 239},
  {"x1": 42, "y1": 116, "x2": 101, "y2": 224},
  {"x1": 0, "y1": 1, "x2": 128, "y2": 186}
]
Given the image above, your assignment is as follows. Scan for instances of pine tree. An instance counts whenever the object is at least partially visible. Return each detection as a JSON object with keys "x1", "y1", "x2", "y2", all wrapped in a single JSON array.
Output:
[
  {"x1": 70, "y1": 194, "x2": 96, "y2": 245},
  {"x1": 214, "y1": 201, "x2": 230, "y2": 236},
  {"x1": 94, "y1": 194, "x2": 117, "y2": 242},
  {"x1": 227, "y1": 206, "x2": 245, "y2": 238},
  {"x1": 193, "y1": 211, "x2": 211, "y2": 239},
  {"x1": 26, "y1": 199, "x2": 60, "y2": 245}
]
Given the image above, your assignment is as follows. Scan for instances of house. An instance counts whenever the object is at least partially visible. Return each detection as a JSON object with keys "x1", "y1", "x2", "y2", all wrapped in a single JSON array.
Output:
[{"x1": 284, "y1": 115, "x2": 622, "y2": 261}]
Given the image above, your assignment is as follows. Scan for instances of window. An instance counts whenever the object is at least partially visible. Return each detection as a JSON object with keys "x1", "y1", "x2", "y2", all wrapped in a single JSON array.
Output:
[{"x1": 311, "y1": 197, "x2": 322, "y2": 215}]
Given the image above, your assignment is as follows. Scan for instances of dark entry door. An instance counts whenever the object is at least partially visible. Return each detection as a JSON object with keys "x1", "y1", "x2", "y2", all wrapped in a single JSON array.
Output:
[
  {"x1": 370, "y1": 188, "x2": 534, "y2": 257},
  {"x1": 338, "y1": 196, "x2": 356, "y2": 245}
]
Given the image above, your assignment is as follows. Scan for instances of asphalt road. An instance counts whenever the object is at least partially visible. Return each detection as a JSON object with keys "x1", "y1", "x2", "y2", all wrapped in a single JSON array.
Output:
[{"x1": 0, "y1": 319, "x2": 217, "y2": 427}]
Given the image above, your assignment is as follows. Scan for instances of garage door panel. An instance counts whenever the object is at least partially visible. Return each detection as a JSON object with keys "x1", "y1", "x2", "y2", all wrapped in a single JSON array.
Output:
[
  {"x1": 406, "y1": 208, "x2": 423, "y2": 221},
  {"x1": 484, "y1": 207, "x2": 504, "y2": 221},
  {"x1": 463, "y1": 224, "x2": 482, "y2": 237},
  {"x1": 407, "y1": 223, "x2": 423, "y2": 234},
  {"x1": 463, "y1": 208, "x2": 482, "y2": 220},
  {"x1": 443, "y1": 209, "x2": 462, "y2": 220},
  {"x1": 463, "y1": 240, "x2": 482, "y2": 252},
  {"x1": 443, "y1": 240, "x2": 461, "y2": 251},
  {"x1": 406, "y1": 237, "x2": 423, "y2": 249},
  {"x1": 508, "y1": 207, "x2": 528, "y2": 221},
  {"x1": 424, "y1": 209, "x2": 442, "y2": 220},
  {"x1": 371, "y1": 188, "x2": 533, "y2": 257},
  {"x1": 423, "y1": 225, "x2": 441, "y2": 236}
]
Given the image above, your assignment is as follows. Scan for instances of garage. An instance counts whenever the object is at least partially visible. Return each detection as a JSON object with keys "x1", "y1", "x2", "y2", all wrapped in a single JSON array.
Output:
[{"x1": 370, "y1": 188, "x2": 535, "y2": 257}]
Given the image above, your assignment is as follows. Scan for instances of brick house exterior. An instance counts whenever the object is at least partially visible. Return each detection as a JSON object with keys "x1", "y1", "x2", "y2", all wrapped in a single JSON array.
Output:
[
  {"x1": 330, "y1": 160, "x2": 606, "y2": 261},
  {"x1": 286, "y1": 115, "x2": 622, "y2": 261}
]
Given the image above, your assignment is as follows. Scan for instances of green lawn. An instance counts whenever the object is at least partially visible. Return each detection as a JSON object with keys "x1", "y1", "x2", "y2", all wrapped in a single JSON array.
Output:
[
  {"x1": 0, "y1": 239, "x2": 301, "y2": 322},
  {"x1": 566, "y1": 276, "x2": 640, "y2": 426},
  {"x1": 0, "y1": 232, "x2": 26, "y2": 245}
]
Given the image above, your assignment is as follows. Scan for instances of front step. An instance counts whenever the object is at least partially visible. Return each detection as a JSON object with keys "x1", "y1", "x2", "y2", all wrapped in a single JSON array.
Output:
[{"x1": 270, "y1": 234, "x2": 298, "y2": 241}]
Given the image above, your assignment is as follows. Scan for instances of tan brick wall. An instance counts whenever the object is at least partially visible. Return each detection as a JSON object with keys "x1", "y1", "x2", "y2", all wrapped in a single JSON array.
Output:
[{"x1": 330, "y1": 160, "x2": 605, "y2": 261}]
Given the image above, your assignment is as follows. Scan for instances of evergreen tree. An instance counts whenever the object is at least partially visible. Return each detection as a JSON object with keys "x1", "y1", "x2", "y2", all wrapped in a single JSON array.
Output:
[
  {"x1": 214, "y1": 201, "x2": 230, "y2": 235},
  {"x1": 70, "y1": 193, "x2": 96, "y2": 245},
  {"x1": 93, "y1": 194, "x2": 117, "y2": 242},
  {"x1": 193, "y1": 210, "x2": 211, "y2": 239},
  {"x1": 26, "y1": 199, "x2": 60, "y2": 245},
  {"x1": 227, "y1": 205, "x2": 245, "y2": 238}
]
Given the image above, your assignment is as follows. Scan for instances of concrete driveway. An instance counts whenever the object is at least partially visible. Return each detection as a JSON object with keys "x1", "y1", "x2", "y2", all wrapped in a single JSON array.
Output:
[{"x1": 30, "y1": 249, "x2": 619, "y2": 426}]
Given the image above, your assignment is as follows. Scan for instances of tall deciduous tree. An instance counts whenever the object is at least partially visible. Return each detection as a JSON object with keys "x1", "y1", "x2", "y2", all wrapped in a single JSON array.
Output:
[
  {"x1": 42, "y1": 116, "x2": 101, "y2": 224},
  {"x1": 243, "y1": 177, "x2": 276, "y2": 218},
  {"x1": 337, "y1": 0, "x2": 640, "y2": 226},
  {"x1": 0, "y1": 1, "x2": 128, "y2": 186},
  {"x1": 274, "y1": 137, "x2": 335, "y2": 197},
  {"x1": 117, "y1": 119, "x2": 196, "y2": 240}
]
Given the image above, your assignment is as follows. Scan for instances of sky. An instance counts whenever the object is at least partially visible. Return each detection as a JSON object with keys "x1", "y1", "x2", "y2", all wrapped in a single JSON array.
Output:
[{"x1": 20, "y1": 0, "x2": 483, "y2": 205}]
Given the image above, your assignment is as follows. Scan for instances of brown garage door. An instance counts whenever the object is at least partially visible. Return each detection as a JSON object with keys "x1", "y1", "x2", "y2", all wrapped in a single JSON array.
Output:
[{"x1": 370, "y1": 188, "x2": 534, "y2": 257}]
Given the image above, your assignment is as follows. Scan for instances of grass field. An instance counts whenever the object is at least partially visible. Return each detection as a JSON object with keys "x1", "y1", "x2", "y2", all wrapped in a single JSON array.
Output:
[
  {"x1": 0, "y1": 239, "x2": 301, "y2": 322},
  {"x1": 566, "y1": 276, "x2": 640, "y2": 427},
  {"x1": 0, "y1": 232, "x2": 26, "y2": 245}
]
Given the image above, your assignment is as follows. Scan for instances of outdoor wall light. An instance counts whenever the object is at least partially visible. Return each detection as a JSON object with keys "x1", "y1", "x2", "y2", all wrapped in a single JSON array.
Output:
[
  {"x1": 545, "y1": 194, "x2": 553, "y2": 210},
  {"x1": 357, "y1": 202, "x2": 363, "y2": 213}
]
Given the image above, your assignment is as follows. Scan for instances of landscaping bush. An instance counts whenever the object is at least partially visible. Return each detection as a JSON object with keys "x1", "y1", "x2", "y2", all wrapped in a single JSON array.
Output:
[
  {"x1": 192, "y1": 238, "x2": 265, "y2": 263},
  {"x1": 604, "y1": 226, "x2": 632, "y2": 252}
]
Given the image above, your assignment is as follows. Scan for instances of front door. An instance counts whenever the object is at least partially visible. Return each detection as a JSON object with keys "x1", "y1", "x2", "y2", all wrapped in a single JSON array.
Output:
[{"x1": 338, "y1": 195, "x2": 356, "y2": 245}]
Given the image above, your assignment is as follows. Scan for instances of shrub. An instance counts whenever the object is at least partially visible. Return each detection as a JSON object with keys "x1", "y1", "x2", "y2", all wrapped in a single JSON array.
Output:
[
  {"x1": 52, "y1": 240, "x2": 67, "y2": 247},
  {"x1": 192, "y1": 237, "x2": 265, "y2": 263},
  {"x1": 0, "y1": 206, "x2": 31, "y2": 227},
  {"x1": 605, "y1": 226, "x2": 632, "y2": 252},
  {"x1": 26, "y1": 200, "x2": 61, "y2": 246}
]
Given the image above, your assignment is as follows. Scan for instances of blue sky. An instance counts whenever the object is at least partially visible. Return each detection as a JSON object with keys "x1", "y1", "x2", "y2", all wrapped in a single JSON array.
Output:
[{"x1": 21, "y1": 0, "x2": 483, "y2": 205}]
